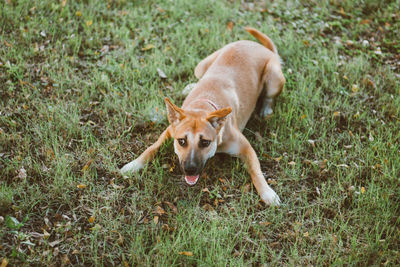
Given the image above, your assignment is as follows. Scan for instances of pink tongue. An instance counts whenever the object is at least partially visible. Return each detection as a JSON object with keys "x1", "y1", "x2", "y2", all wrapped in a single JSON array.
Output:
[{"x1": 185, "y1": 175, "x2": 199, "y2": 185}]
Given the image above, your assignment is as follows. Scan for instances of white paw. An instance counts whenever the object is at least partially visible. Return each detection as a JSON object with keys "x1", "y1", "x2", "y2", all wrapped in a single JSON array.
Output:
[
  {"x1": 120, "y1": 159, "x2": 143, "y2": 175},
  {"x1": 261, "y1": 188, "x2": 281, "y2": 206}
]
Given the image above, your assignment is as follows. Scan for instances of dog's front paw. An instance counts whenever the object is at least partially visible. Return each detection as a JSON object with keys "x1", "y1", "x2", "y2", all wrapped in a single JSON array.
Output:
[
  {"x1": 261, "y1": 188, "x2": 281, "y2": 206},
  {"x1": 120, "y1": 159, "x2": 143, "y2": 176}
]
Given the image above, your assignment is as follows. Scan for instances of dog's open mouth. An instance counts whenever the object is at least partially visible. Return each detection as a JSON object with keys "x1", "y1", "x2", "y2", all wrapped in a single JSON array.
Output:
[{"x1": 184, "y1": 175, "x2": 199, "y2": 185}]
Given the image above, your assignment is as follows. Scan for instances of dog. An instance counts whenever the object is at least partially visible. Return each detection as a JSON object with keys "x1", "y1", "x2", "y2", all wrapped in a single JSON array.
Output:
[{"x1": 121, "y1": 27, "x2": 285, "y2": 206}]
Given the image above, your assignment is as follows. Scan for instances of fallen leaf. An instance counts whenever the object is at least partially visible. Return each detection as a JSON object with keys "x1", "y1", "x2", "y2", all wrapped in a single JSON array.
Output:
[
  {"x1": 288, "y1": 161, "x2": 296, "y2": 166},
  {"x1": 202, "y1": 188, "x2": 210, "y2": 193},
  {"x1": 333, "y1": 111, "x2": 340, "y2": 117},
  {"x1": 157, "y1": 68, "x2": 167, "y2": 79},
  {"x1": 243, "y1": 183, "x2": 251, "y2": 193},
  {"x1": 303, "y1": 231, "x2": 309, "y2": 237},
  {"x1": 227, "y1": 21, "x2": 234, "y2": 31},
  {"x1": 307, "y1": 139, "x2": 316, "y2": 147},
  {"x1": 49, "y1": 239, "x2": 62, "y2": 247},
  {"x1": 267, "y1": 178, "x2": 277, "y2": 185},
  {"x1": 123, "y1": 261, "x2": 129, "y2": 267},
  {"x1": 155, "y1": 205, "x2": 166, "y2": 215},
  {"x1": 273, "y1": 156, "x2": 282, "y2": 162},
  {"x1": 202, "y1": 203, "x2": 214, "y2": 212},
  {"x1": 18, "y1": 167, "x2": 27, "y2": 179},
  {"x1": 43, "y1": 229, "x2": 50, "y2": 239},
  {"x1": 164, "y1": 201, "x2": 178, "y2": 214},
  {"x1": 61, "y1": 254, "x2": 70, "y2": 265},
  {"x1": 81, "y1": 160, "x2": 93, "y2": 172},
  {"x1": 153, "y1": 216, "x2": 159, "y2": 225},
  {"x1": 259, "y1": 221, "x2": 271, "y2": 226},
  {"x1": 88, "y1": 216, "x2": 95, "y2": 223},
  {"x1": 86, "y1": 20, "x2": 93, "y2": 27},
  {"x1": 1, "y1": 258, "x2": 8, "y2": 267},
  {"x1": 141, "y1": 44, "x2": 155, "y2": 51},
  {"x1": 337, "y1": 164, "x2": 349, "y2": 168},
  {"x1": 361, "y1": 187, "x2": 366, "y2": 194},
  {"x1": 4, "y1": 40, "x2": 13, "y2": 47},
  {"x1": 178, "y1": 251, "x2": 193, "y2": 256},
  {"x1": 360, "y1": 19, "x2": 371, "y2": 25},
  {"x1": 76, "y1": 184, "x2": 87, "y2": 189},
  {"x1": 89, "y1": 224, "x2": 101, "y2": 231},
  {"x1": 75, "y1": 11, "x2": 82, "y2": 17}
]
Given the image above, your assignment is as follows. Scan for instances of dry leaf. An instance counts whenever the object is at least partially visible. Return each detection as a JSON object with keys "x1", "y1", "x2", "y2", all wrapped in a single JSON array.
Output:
[
  {"x1": 300, "y1": 114, "x2": 307, "y2": 120},
  {"x1": 155, "y1": 205, "x2": 166, "y2": 215},
  {"x1": 273, "y1": 156, "x2": 282, "y2": 162},
  {"x1": 307, "y1": 139, "x2": 316, "y2": 147},
  {"x1": 76, "y1": 184, "x2": 87, "y2": 189},
  {"x1": 333, "y1": 111, "x2": 340, "y2": 117},
  {"x1": 81, "y1": 160, "x2": 93, "y2": 172},
  {"x1": 89, "y1": 224, "x2": 101, "y2": 231},
  {"x1": 178, "y1": 251, "x2": 193, "y2": 256},
  {"x1": 259, "y1": 221, "x2": 271, "y2": 226},
  {"x1": 88, "y1": 216, "x2": 95, "y2": 223},
  {"x1": 18, "y1": 167, "x2": 27, "y2": 179},
  {"x1": 202, "y1": 188, "x2": 210, "y2": 193},
  {"x1": 61, "y1": 254, "x2": 70, "y2": 265},
  {"x1": 43, "y1": 229, "x2": 50, "y2": 239},
  {"x1": 243, "y1": 183, "x2": 251, "y2": 193},
  {"x1": 123, "y1": 261, "x2": 129, "y2": 267},
  {"x1": 157, "y1": 68, "x2": 167, "y2": 79},
  {"x1": 164, "y1": 201, "x2": 178, "y2": 214},
  {"x1": 303, "y1": 232, "x2": 309, "y2": 237},
  {"x1": 1, "y1": 258, "x2": 8, "y2": 267},
  {"x1": 75, "y1": 11, "x2": 82, "y2": 17},
  {"x1": 288, "y1": 161, "x2": 296, "y2": 166},
  {"x1": 267, "y1": 178, "x2": 277, "y2": 185},
  {"x1": 86, "y1": 20, "x2": 93, "y2": 27},
  {"x1": 153, "y1": 216, "x2": 159, "y2": 225},
  {"x1": 337, "y1": 164, "x2": 349, "y2": 168},
  {"x1": 49, "y1": 239, "x2": 62, "y2": 247},
  {"x1": 202, "y1": 203, "x2": 214, "y2": 212},
  {"x1": 361, "y1": 187, "x2": 366, "y2": 194},
  {"x1": 227, "y1": 21, "x2": 234, "y2": 31},
  {"x1": 141, "y1": 44, "x2": 155, "y2": 51}
]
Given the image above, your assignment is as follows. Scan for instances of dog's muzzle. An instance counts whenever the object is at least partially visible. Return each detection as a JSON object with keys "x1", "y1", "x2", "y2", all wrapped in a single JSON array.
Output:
[{"x1": 183, "y1": 161, "x2": 202, "y2": 185}]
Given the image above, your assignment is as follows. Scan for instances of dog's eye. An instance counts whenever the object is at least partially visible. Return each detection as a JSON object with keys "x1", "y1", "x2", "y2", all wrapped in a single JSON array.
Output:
[
  {"x1": 177, "y1": 138, "x2": 187, "y2": 147},
  {"x1": 199, "y1": 139, "x2": 211, "y2": 148}
]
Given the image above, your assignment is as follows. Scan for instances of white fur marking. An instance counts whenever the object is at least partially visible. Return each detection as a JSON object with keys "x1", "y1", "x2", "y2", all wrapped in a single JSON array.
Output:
[
  {"x1": 120, "y1": 159, "x2": 143, "y2": 175},
  {"x1": 205, "y1": 141, "x2": 217, "y2": 160},
  {"x1": 224, "y1": 142, "x2": 240, "y2": 156}
]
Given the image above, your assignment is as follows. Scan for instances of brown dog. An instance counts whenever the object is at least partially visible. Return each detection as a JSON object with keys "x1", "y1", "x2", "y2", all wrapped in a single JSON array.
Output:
[{"x1": 121, "y1": 27, "x2": 285, "y2": 205}]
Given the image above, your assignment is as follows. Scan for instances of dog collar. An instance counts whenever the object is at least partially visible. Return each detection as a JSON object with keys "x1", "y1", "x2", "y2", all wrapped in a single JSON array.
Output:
[{"x1": 194, "y1": 98, "x2": 219, "y2": 110}]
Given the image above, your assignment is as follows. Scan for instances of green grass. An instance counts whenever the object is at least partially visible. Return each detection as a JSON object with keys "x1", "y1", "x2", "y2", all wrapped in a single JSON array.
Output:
[{"x1": 1, "y1": 0, "x2": 399, "y2": 265}]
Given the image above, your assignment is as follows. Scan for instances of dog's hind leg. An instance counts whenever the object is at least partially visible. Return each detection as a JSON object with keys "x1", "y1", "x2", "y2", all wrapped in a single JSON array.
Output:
[
  {"x1": 259, "y1": 57, "x2": 285, "y2": 118},
  {"x1": 194, "y1": 49, "x2": 220, "y2": 79},
  {"x1": 120, "y1": 126, "x2": 171, "y2": 176}
]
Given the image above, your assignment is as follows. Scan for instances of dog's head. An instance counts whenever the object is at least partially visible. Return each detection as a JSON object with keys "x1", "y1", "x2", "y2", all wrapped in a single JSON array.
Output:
[{"x1": 165, "y1": 98, "x2": 231, "y2": 185}]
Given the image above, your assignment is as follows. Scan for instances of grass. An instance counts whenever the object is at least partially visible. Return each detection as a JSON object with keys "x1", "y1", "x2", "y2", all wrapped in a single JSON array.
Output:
[{"x1": 1, "y1": 0, "x2": 399, "y2": 265}]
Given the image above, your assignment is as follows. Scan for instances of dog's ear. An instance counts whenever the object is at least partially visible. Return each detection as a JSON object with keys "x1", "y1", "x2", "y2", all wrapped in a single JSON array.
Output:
[
  {"x1": 165, "y1": 97, "x2": 186, "y2": 124},
  {"x1": 206, "y1": 107, "x2": 232, "y2": 131}
]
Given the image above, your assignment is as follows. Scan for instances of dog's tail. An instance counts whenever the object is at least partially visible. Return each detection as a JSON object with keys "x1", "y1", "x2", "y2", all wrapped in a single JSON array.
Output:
[{"x1": 245, "y1": 26, "x2": 278, "y2": 54}]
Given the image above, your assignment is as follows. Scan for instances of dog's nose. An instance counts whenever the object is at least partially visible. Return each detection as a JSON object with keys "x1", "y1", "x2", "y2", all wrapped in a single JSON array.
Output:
[{"x1": 184, "y1": 162, "x2": 198, "y2": 175}]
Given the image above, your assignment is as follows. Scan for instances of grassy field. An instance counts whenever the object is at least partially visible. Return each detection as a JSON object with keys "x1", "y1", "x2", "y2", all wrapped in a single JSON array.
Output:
[{"x1": 1, "y1": 0, "x2": 399, "y2": 265}]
